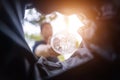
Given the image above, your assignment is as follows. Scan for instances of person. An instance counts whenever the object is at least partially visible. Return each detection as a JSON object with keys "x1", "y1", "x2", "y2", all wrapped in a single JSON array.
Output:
[
  {"x1": 33, "y1": 22, "x2": 94, "y2": 77},
  {"x1": 33, "y1": 22, "x2": 59, "y2": 59}
]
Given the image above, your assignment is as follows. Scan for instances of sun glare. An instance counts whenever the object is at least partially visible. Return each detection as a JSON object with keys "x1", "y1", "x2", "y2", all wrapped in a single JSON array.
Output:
[
  {"x1": 51, "y1": 13, "x2": 85, "y2": 59},
  {"x1": 51, "y1": 13, "x2": 84, "y2": 45},
  {"x1": 68, "y1": 14, "x2": 84, "y2": 32}
]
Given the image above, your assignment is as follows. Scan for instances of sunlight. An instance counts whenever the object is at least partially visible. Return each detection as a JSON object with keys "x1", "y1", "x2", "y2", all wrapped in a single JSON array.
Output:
[
  {"x1": 51, "y1": 13, "x2": 84, "y2": 35},
  {"x1": 51, "y1": 13, "x2": 85, "y2": 60},
  {"x1": 23, "y1": 9, "x2": 85, "y2": 55},
  {"x1": 68, "y1": 14, "x2": 84, "y2": 47},
  {"x1": 51, "y1": 13, "x2": 84, "y2": 44},
  {"x1": 51, "y1": 13, "x2": 67, "y2": 35},
  {"x1": 68, "y1": 14, "x2": 84, "y2": 32}
]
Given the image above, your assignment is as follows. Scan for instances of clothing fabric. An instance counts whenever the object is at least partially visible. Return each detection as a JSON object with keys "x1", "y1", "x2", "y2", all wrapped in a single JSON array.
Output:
[
  {"x1": 0, "y1": 0, "x2": 47, "y2": 80},
  {"x1": 33, "y1": 40, "x2": 47, "y2": 53}
]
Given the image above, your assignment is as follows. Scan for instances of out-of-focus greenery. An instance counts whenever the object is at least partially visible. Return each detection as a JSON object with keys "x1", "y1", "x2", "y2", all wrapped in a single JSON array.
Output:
[
  {"x1": 24, "y1": 8, "x2": 58, "y2": 25},
  {"x1": 25, "y1": 33, "x2": 42, "y2": 41},
  {"x1": 38, "y1": 12, "x2": 57, "y2": 24}
]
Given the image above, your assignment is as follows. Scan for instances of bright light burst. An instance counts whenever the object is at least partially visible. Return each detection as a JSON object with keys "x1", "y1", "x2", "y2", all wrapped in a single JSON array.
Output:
[
  {"x1": 51, "y1": 13, "x2": 84, "y2": 35},
  {"x1": 68, "y1": 14, "x2": 84, "y2": 32},
  {"x1": 51, "y1": 13, "x2": 84, "y2": 45},
  {"x1": 51, "y1": 13, "x2": 85, "y2": 59}
]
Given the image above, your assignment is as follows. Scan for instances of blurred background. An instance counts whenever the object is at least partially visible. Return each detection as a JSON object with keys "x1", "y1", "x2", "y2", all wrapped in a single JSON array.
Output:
[{"x1": 23, "y1": 8, "x2": 84, "y2": 51}]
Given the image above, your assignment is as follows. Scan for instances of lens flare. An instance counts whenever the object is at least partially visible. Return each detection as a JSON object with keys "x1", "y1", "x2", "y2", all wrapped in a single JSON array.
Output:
[
  {"x1": 68, "y1": 14, "x2": 84, "y2": 32},
  {"x1": 51, "y1": 13, "x2": 85, "y2": 59}
]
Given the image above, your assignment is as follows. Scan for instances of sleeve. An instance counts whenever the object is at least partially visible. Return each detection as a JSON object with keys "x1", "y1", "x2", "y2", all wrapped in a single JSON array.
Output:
[{"x1": 33, "y1": 41, "x2": 46, "y2": 53}]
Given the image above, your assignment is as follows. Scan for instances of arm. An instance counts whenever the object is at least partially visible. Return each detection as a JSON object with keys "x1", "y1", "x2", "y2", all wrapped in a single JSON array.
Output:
[
  {"x1": 35, "y1": 44, "x2": 50, "y2": 57},
  {"x1": 35, "y1": 44, "x2": 59, "y2": 57}
]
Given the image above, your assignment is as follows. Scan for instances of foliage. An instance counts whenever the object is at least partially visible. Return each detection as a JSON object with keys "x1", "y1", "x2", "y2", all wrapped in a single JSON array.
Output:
[{"x1": 25, "y1": 33, "x2": 42, "y2": 41}]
